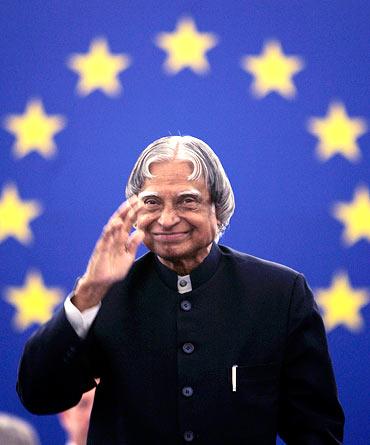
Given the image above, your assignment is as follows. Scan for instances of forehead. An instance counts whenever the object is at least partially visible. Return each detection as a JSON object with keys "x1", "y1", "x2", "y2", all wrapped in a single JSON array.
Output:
[{"x1": 141, "y1": 160, "x2": 209, "y2": 195}]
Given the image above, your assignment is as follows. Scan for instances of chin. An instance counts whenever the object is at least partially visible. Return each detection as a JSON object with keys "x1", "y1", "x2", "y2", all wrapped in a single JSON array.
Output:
[
  {"x1": 144, "y1": 237, "x2": 184, "y2": 256},
  {"x1": 154, "y1": 243, "x2": 190, "y2": 260}
]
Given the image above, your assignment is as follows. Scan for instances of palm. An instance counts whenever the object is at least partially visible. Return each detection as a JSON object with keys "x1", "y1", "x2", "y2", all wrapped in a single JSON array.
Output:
[
  {"x1": 84, "y1": 199, "x2": 144, "y2": 287},
  {"x1": 88, "y1": 236, "x2": 135, "y2": 284}
]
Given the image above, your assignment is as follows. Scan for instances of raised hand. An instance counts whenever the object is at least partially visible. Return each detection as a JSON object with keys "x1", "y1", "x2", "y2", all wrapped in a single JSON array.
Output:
[{"x1": 72, "y1": 197, "x2": 145, "y2": 311}]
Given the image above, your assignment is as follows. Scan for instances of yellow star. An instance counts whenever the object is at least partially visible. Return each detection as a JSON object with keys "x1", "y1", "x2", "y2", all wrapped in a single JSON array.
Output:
[
  {"x1": 4, "y1": 270, "x2": 63, "y2": 331},
  {"x1": 3, "y1": 99, "x2": 66, "y2": 159},
  {"x1": 67, "y1": 37, "x2": 131, "y2": 96},
  {"x1": 0, "y1": 183, "x2": 42, "y2": 245},
  {"x1": 316, "y1": 272, "x2": 369, "y2": 332},
  {"x1": 155, "y1": 17, "x2": 218, "y2": 74},
  {"x1": 307, "y1": 102, "x2": 367, "y2": 162},
  {"x1": 333, "y1": 186, "x2": 370, "y2": 246},
  {"x1": 241, "y1": 40, "x2": 304, "y2": 98}
]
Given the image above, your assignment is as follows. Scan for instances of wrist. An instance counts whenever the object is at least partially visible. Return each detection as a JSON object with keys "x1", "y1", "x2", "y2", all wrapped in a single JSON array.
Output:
[{"x1": 72, "y1": 276, "x2": 109, "y2": 311}]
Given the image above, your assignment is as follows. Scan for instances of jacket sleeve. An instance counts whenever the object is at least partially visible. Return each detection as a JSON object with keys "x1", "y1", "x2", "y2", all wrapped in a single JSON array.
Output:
[
  {"x1": 17, "y1": 307, "x2": 97, "y2": 415},
  {"x1": 277, "y1": 273, "x2": 345, "y2": 444}
]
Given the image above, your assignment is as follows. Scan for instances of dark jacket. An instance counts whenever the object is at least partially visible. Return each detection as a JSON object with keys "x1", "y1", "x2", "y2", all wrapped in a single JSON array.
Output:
[{"x1": 17, "y1": 244, "x2": 344, "y2": 444}]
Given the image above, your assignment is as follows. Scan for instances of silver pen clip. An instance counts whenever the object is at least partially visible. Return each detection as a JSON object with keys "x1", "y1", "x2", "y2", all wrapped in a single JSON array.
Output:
[{"x1": 232, "y1": 364, "x2": 238, "y2": 392}]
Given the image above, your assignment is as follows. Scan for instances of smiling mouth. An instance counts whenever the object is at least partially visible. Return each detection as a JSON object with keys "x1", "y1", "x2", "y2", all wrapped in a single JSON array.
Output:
[{"x1": 152, "y1": 232, "x2": 189, "y2": 242}]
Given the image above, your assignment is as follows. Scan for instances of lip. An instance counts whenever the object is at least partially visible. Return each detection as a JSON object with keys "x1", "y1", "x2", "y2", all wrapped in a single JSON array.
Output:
[{"x1": 152, "y1": 232, "x2": 190, "y2": 242}]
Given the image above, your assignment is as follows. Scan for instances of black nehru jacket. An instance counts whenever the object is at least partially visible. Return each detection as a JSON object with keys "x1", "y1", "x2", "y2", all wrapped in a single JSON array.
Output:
[{"x1": 17, "y1": 243, "x2": 344, "y2": 444}]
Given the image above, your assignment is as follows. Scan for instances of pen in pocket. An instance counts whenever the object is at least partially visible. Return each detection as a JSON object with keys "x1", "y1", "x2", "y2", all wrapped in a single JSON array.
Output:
[{"x1": 232, "y1": 364, "x2": 238, "y2": 392}]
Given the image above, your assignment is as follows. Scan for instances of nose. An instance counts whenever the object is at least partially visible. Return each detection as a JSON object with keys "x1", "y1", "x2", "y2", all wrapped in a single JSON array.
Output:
[{"x1": 157, "y1": 205, "x2": 181, "y2": 228}]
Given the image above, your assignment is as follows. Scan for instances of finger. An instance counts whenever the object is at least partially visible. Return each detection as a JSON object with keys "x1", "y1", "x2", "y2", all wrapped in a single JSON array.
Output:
[
  {"x1": 107, "y1": 197, "x2": 138, "y2": 226},
  {"x1": 120, "y1": 202, "x2": 144, "y2": 234},
  {"x1": 100, "y1": 213, "x2": 126, "y2": 243},
  {"x1": 96, "y1": 226, "x2": 115, "y2": 253},
  {"x1": 100, "y1": 198, "x2": 141, "y2": 245},
  {"x1": 126, "y1": 229, "x2": 145, "y2": 256},
  {"x1": 112, "y1": 221, "x2": 129, "y2": 247},
  {"x1": 102, "y1": 216, "x2": 121, "y2": 237},
  {"x1": 110, "y1": 201, "x2": 131, "y2": 224},
  {"x1": 117, "y1": 196, "x2": 140, "y2": 217}
]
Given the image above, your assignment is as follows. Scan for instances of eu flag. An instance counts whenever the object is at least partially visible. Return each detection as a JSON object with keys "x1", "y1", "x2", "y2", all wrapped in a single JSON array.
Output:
[{"x1": 1, "y1": 1, "x2": 369, "y2": 443}]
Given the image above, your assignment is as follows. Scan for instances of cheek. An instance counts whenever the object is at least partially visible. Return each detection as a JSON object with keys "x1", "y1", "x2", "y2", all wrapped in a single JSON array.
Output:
[{"x1": 203, "y1": 215, "x2": 218, "y2": 236}]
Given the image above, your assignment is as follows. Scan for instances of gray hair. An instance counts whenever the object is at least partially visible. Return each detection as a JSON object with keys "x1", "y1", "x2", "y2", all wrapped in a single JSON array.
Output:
[
  {"x1": 0, "y1": 413, "x2": 40, "y2": 445},
  {"x1": 125, "y1": 136, "x2": 235, "y2": 237}
]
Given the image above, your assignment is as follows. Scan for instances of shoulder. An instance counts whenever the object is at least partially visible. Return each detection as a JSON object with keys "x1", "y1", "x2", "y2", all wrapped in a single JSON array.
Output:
[{"x1": 218, "y1": 244, "x2": 301, "y2": 286}]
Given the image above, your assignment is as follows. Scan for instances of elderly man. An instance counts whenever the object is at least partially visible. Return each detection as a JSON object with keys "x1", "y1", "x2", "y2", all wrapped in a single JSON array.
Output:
[{"x1": 17, "y1": 136, "x2": 344, "y2": 444}]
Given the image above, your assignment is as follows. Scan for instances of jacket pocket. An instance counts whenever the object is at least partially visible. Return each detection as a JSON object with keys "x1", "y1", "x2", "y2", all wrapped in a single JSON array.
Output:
[
  {"x1": 233, "y1": 362, "x2": 280, "y2": 407},
  {"x1": 236, "y1": 362, "x2": 280, "y2": 383},
  {"x1": 230, "y1": 363, "x2": 280, "y2": 440}
]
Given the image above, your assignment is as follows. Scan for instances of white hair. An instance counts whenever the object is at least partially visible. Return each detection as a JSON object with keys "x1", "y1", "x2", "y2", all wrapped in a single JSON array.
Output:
[{"x1": 125, "y1": 136, "x2": 235, "y2": 237}]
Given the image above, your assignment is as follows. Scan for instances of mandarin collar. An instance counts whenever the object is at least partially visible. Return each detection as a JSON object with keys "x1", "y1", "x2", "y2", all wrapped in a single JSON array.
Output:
[{"x1": 154, "y1": 242, "x2": 221, "y2": 292}]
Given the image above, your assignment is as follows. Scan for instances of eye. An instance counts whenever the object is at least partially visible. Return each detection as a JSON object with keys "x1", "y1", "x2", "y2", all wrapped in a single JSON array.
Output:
[
  {"x1": 179, "y1": 196, "x2": 200, "y2": 209},
  {"x1": 183, "y1": 197, "x2": 196, "y2": 203},
  {"x1": 143, "y1": 198, "x2": 160, "y2": 206}
]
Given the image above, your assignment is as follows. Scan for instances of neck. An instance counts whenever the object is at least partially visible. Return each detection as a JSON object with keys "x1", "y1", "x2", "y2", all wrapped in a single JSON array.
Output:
[{"x1": 157, "y1": 243, "x2": 212, "y2": 275}]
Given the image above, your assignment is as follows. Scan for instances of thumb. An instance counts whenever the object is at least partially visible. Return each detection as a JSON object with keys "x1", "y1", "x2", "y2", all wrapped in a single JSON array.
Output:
[{"x1": 126, "y1": 230, "x2": 145, "y2": 256}]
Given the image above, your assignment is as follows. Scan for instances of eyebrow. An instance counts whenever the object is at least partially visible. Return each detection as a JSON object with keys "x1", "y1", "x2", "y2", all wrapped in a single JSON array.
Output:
[
  {"x1": 138, "y1": 189, "x2": 202, "y2": 199},
  {"x1": 138, "y1": 191, "x2": 160, "y2": 199},
  {"x1": 177, "y1": 189, "x2": 202, "y2": 197}
]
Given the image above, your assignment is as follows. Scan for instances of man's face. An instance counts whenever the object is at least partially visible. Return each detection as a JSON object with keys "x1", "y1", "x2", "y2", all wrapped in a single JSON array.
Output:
[{"x1": 136, "y1": 160, "x2": 219, "y2": 262}]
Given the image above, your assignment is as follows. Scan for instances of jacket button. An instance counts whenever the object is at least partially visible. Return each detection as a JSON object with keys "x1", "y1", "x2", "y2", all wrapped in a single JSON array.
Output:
[
  {"x1": 68, "y1": 346, "x2": 76, "y2": 354},
  {"x1": 182, "y1": 343, "x2": 194, "y2": 354},
  {"x1": 180, "y1": 300, "x2": 192, "y2": 311},
  {"x1": 184, "y1": 431, "x2": 194, "y2": 442},
  {"x1": 182, "y1": 386, "x2": 194, "y2": 397},
  {"x1": 65, "y1": 347, "x2": 75, "y2": 360}
]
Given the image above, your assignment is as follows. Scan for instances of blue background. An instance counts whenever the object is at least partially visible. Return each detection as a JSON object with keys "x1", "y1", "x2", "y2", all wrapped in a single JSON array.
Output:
[{"x1": 1, "y1": 1, "x2": 369, "y2": 443}]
